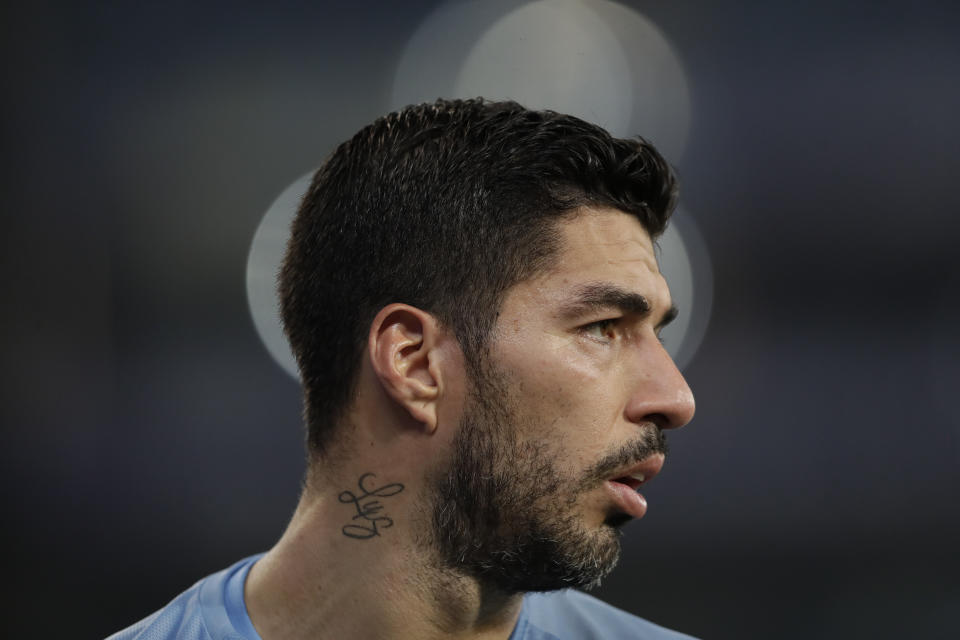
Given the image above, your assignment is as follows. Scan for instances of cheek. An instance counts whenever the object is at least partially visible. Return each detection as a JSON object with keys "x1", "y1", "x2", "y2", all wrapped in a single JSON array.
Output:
[
  {"x1": 538, "y1": 343, "x2": 620, "y2": 400},
  {"x1": 513, "y1": 360, "x2": 621, "y2": 446},
  {"x1": 495, "y1": 332, "x2": 627, "y2": 440},
  {"x1": 512, "y1": 357, "x2": 599, "y2": 411}
]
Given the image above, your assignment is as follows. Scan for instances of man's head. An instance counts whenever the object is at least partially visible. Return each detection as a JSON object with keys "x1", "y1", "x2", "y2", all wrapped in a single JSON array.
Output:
[
  {"x1": 279, "y1": 98, "x2": 679, "y2": 455},
  {"x1": 278, "y1": 99, "x2": 694, "y2": 594}
]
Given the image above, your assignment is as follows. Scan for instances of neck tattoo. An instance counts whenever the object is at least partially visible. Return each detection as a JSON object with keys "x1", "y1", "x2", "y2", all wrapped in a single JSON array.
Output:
[{"x1": 338, "y1": 472, "x2": 405, "y2": 540}]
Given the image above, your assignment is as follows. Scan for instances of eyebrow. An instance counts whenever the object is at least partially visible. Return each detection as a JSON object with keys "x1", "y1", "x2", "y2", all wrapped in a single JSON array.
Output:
[{"x1": 558, "y1": 283, "x2": 678, "y2": 330}]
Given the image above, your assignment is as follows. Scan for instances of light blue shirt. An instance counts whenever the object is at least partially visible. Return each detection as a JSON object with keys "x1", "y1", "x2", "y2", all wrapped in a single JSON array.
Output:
[{"x1": 108, "y1": 555, "x2": 697, "y2": 640}]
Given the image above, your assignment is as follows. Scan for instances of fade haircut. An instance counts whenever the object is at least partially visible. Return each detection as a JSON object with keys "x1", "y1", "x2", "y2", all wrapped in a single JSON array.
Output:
[{"x1": 279, "y1": 98, "x2": 678, "y2": 455}]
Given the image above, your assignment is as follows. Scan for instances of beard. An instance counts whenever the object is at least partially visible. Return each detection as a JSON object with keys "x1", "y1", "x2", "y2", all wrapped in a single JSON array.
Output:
[{"x1": 426, "y1": 358, "x2": 668, "y2": 594}]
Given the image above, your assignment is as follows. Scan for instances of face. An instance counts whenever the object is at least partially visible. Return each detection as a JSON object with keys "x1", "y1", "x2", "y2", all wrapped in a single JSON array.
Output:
[{"x1": 429, "y1": 208, "x2": 696, "y2": 593}]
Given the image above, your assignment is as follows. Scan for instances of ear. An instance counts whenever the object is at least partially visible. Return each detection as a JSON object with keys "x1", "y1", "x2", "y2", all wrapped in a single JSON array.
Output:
[{"x1": 368, "y1": 304, "x2": 444, "y2": 431}]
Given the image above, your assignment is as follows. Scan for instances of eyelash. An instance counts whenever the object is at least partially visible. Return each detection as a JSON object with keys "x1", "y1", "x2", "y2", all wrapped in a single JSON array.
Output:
[
  {"x1": 582, "y1": 319, "x2": 666, "y2": 345},
  {"x1": 582, "y1": 318, "x2": 619, "y2": 342}
]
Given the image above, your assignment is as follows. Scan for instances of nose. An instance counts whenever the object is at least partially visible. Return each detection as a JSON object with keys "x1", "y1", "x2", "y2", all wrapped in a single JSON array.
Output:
[{"x1": 623, "y1": 341, "x2": 696, "y2": 431}]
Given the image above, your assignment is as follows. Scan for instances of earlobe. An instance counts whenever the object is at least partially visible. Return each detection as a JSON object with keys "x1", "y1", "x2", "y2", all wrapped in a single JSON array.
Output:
[{"x1": 368, "y1": 304, "x2": 442, "y2": 431}]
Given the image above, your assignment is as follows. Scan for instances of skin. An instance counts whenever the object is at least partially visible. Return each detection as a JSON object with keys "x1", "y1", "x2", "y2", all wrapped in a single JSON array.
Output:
[{"x1": 244, "y1": 206, "x2": 695, "y2": 640}]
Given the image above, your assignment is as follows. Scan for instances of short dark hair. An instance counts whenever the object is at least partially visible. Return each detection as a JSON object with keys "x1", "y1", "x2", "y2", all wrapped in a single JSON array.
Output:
[{"x1": 280, "y1": 98, "x2": 678, "y2": 455}]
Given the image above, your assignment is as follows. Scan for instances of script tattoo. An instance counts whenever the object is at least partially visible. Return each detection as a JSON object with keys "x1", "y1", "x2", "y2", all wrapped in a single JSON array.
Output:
[{"x1": 338, "y1": 472, "x2": 405, "y2": 540}]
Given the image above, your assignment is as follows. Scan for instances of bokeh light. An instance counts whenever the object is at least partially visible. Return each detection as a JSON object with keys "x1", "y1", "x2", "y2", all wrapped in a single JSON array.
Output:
[
  {"x1": 393, "y1": 0, "x2": 692, "y2": 158},
  {"x1": 246, "y1": 172, "x2": 312, "y2": 380}
]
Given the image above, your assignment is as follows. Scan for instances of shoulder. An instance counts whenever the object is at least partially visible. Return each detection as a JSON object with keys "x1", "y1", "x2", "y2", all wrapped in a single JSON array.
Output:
[
  {"x1": 519, "y1": 589, "x2": 698, "y2": 640},
  {"x1": 106, "y1": 580, "x2": 209, "y2": 640},
  {"x1": 105, "y1": 556, "x2": 262, "y2": 640}
]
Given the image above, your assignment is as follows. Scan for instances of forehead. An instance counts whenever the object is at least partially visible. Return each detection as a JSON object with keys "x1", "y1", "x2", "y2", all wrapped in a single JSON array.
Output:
[
  {"x1": 552, "y1": 207, "x2": 659, "y2": 277},
  {"x1": 502, "y1": 207, "x2": 670, "y2": 316}
]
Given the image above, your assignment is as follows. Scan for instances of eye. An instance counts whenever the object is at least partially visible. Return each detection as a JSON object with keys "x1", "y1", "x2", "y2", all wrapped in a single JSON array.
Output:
[{"x1": 582, "y1": 318, "x2": 619, "y2": 342}]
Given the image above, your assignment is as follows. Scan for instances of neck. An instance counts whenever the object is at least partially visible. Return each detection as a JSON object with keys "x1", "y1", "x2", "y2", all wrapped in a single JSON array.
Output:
[{"x1": 245, "y1": 470, "x2": 524, "y2": 640}]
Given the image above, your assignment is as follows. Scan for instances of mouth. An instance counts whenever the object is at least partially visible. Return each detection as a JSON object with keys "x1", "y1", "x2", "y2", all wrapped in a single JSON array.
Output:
[{"x1": 604, "y1": 454, "x2": 665, "y2": 520}]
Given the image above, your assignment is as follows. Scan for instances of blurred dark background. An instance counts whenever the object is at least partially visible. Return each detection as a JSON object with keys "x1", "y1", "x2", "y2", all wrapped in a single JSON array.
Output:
[{"x1": 2, "y1": 1, "x2": 958, "y2": 638}]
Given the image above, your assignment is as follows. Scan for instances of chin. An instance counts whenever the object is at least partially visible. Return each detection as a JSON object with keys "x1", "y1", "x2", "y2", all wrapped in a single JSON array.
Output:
[{"x1": 469, "y1": 523, "x2": 623, "y2": 594}]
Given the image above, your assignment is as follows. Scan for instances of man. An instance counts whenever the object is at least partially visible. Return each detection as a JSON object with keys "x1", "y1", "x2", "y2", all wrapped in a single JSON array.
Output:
[{"x1": 110, "y1": 98, "x2": 697, "y2": 639}]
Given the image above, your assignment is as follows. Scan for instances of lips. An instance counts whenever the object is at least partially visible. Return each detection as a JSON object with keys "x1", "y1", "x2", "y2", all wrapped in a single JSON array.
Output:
[
  {"x1": 604, "y1": 454, "x2": 665, "y2": 520},
  {"x1": 610, "y1": 454, "x2": 664, "y2": 487}
]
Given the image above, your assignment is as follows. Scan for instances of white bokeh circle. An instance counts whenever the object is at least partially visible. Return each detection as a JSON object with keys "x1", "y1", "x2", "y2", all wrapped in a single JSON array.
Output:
[
  {"x1": 453, "y1": 0, "x2": 635, "y2": 136},
  {"x1": 656, "y1": 210, "x2": 713, "y2": 370},
  {"x1": 246, "y1": 172, "x2": 313, "y2": 380},
  {"x1": 392, "y1": 0, "x2": 691, "y2": 158}
]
